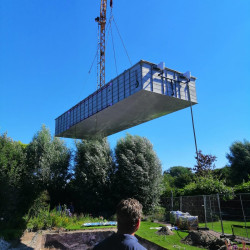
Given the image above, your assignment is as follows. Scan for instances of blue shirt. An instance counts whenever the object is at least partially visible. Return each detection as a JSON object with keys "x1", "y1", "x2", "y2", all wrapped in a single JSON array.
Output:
[{"x1": 93, "y1": 233, "x2": 146, "y2": 250}]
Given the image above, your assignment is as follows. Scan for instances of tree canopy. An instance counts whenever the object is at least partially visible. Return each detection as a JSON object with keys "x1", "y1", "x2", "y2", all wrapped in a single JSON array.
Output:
[
  {"x1": 165, "y1": 166, "x2": 193, "y2": 189},
  {"x1": 1, "y1": 124, "x2": 249, "y2": 225},
  {"x1": 0, "y1": 133, "x2": 32, "y2": 225},
  {"x1": 193, "y1": 150, "x2": 217, "y2": 176},
  {"x1": 26, "y1": 125, "x2": 71, "y2": 206},
  {"x1": 226, "y1": 140, "x2": 250, "y2": 184},
  {"x1": 213, "y1": 166, "x2": 233, "y2": 186},
  {"x1": 113, "y1": 134, "x2": 162, "y2": 214},
  {"x1": 74, "y1": 137, "x2": 114, "y2": 214}
]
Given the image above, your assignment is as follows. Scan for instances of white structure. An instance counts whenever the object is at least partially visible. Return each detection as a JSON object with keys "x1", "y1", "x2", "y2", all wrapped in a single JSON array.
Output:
[{"x1": 55, "y1": 60, "x2": 197, "y2": 139}]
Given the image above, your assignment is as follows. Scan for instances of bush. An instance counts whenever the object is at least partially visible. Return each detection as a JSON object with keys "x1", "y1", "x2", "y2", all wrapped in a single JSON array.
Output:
[
  {"x1": 27, "y1": 190, "x2": 50, "y2": 219},
  {"x1": 146, "y1": 206, "x2": 166, "y2": 222},
  {"x1": 25, "y1": 206, "x2": 105, "y2": 231},
  {"x1": 26, "y1": 207, "x2": 52, "y2": 231},
  {"x1": 182, "y1": 175, "x2": 234, "y2": 199},
  {"x1": 234, "y1": 180, "x2": 250, "y2": 193},
  {"x1": 26, "y1": 206, "x2": 73, "y2": 231}
]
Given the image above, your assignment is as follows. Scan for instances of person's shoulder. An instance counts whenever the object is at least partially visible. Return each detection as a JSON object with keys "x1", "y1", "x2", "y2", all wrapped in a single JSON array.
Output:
[
  {"x1": 123, "y1": 234, "x2": 146, "y2": 250},
  {"x1": 93, "y1": 233, "x2": 146, "y2": 250},
  {"x1": 93, "y1": 233, "x2": 117, "y2": 250}
]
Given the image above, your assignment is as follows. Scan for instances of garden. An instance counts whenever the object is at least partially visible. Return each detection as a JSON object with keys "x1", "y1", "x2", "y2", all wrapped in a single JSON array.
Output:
[
  {"x1": 0, "y1": 126, "x2": 250, "y2": 249},
  {"x1": 1, "y1": 206, "x2": 249, "y2": 249}
]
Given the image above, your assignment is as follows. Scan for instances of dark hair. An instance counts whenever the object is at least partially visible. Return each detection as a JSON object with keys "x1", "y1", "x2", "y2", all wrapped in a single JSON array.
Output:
[{"x1": 116, "y1": 198, "x2": 143, "y2": 234}]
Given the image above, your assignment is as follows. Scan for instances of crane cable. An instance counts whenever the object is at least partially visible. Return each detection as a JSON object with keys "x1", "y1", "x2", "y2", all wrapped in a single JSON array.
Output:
[
  {"x1": 105, "y1": 12, "x2": 113, "y2": 57},
  {"x1": 113, "y1": 17, "x2": 132, "y2": 67},
  {"x1": 89, "y1": 14, "x2": 132, "y2": 81},
  {"x1": 110, "y1": 22, "x2": 118, "y2": 77},
  {"x1": 88, "y1": 49, "x2": 98, "y2": 75},
  {"x1": 106, "y1": 14, "x2": 132, "y2": 77},
  {"x1": 186, "y1": 80, "x2": 200, "y2": 166},
  {"x1": 96, "y1": 24, "x2": 100, "y2": 89}
]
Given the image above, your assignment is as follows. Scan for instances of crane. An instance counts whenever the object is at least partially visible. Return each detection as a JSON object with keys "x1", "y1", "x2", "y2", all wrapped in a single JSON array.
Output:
[{"x1": 95, "y1": 0, "x2": 113, "y2": 88}]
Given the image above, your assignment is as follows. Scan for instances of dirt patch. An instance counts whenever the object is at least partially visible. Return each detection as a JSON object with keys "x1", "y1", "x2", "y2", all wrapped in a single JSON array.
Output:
[
  {"x1": 44, "y1": 231, "x2": 114, "y2": 249},
  {"x1": 7, "y1": 228, "x2": 165, "y2": 250},
  {"x1": 181, "y1": 230, "x2": 229, "y2": 250},
  {"x1": 156, "y1": 226, "x2": 174, "y2": 236},
  {"x1": 43, "y1": 231, "x2": 165, "y2": 250}
]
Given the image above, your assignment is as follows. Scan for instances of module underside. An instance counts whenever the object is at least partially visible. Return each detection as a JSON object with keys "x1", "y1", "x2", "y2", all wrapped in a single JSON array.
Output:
[{"x1": 56, "y1": 89, "x2": 196, "y2": 139}]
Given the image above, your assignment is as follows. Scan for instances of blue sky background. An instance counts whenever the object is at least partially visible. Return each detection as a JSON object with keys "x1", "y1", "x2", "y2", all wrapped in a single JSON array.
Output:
[{"x1": 1, "y1": 0, "x2": 249, "y2": 172}]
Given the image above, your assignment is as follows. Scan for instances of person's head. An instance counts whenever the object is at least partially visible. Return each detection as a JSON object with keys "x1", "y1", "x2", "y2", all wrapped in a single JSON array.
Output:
[{"x1": 116, "y1": 198, "x2": 143, "y2": 235}]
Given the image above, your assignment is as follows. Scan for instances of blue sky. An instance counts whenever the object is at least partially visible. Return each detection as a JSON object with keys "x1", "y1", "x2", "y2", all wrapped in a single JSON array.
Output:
[{"x1": 1, "y1": 0, "x2": 249, "y2": 172}]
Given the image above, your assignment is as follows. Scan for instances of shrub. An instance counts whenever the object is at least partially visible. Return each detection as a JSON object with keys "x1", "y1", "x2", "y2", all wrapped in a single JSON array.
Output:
[
  {"x1": 182, "y1": 175, "x2": 234, "y2": 199},
  {"x1": 25, "y1": 206, "x2": 105, "y2": 231},
  {"x1": 234, "y1": 180, "x2": 250, "y2": 193},
  {"x1": 27, "y1": 190, "x2": 50, "y2": 219},
  {"x1": 146, "y1": 206, "x2": 166, "y2": 222}
]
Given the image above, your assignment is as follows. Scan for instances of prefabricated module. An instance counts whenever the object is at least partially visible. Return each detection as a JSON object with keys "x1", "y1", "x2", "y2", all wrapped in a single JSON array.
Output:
[{"x1": 55, "y1": 60, "x2": 197, "y2": 139}]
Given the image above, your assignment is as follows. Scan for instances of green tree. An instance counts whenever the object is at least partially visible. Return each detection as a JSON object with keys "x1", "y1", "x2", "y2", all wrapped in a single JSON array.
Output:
[
  {"x1": 160, "y1": 172, "x2": 177, "y2": 208},
  {"x1": 73, "y1": 137, "x2": 114, "y2": 214},
  {"x1": 162, "y1": 171, "x2": 175, "y2": 193},
  {"x1": 113, "y1": 134, "x2": 162, "y2": 214},
  {"x1": 0, "y1": 132, "x2": 31, "y2": 225},
  {"x1": 160, "y1": 167, "x2": 193, "y2": 207},
  {"x1": 26, "y1": 125, "x2": 71, "y2": 206},
  {"x1": 226, "y1": 140, "x2": 250, "y2": 184},
  {"x1": 166, "y1": 166, "x2": 193, "y2": 188},
  {"x1": 182, "y1": 150, "x2": 234, "y2": 197},
  {"x1": 213, "y1": 166, "x2": 233, "y2": 186}
]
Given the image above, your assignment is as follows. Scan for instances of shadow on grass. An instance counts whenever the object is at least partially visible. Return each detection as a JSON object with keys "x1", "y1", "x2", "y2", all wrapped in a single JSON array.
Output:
[{"x1": 176, "y1": 230, "x2": 189, "y2": 240}]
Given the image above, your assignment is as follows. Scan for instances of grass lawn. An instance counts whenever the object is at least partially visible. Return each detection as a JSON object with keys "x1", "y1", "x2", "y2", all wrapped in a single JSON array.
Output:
[
  {"x1": 2, "y1": 219, "x2": 248, "y2": 249},
  {"x1": 136, "y1": 221, "x2": 201, "y2": 250},
  {"x1": 199, "y1": 220, "x2": 250, "y2": 236},
  {"x1": 65, "y1": 220, "x2": 200, "y2": 249}
]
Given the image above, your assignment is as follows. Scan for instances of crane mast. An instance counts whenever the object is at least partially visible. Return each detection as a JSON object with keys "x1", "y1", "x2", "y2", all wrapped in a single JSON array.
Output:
[{"x1": 95, "y1": 0, "x2": 113, "y2": 88}]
